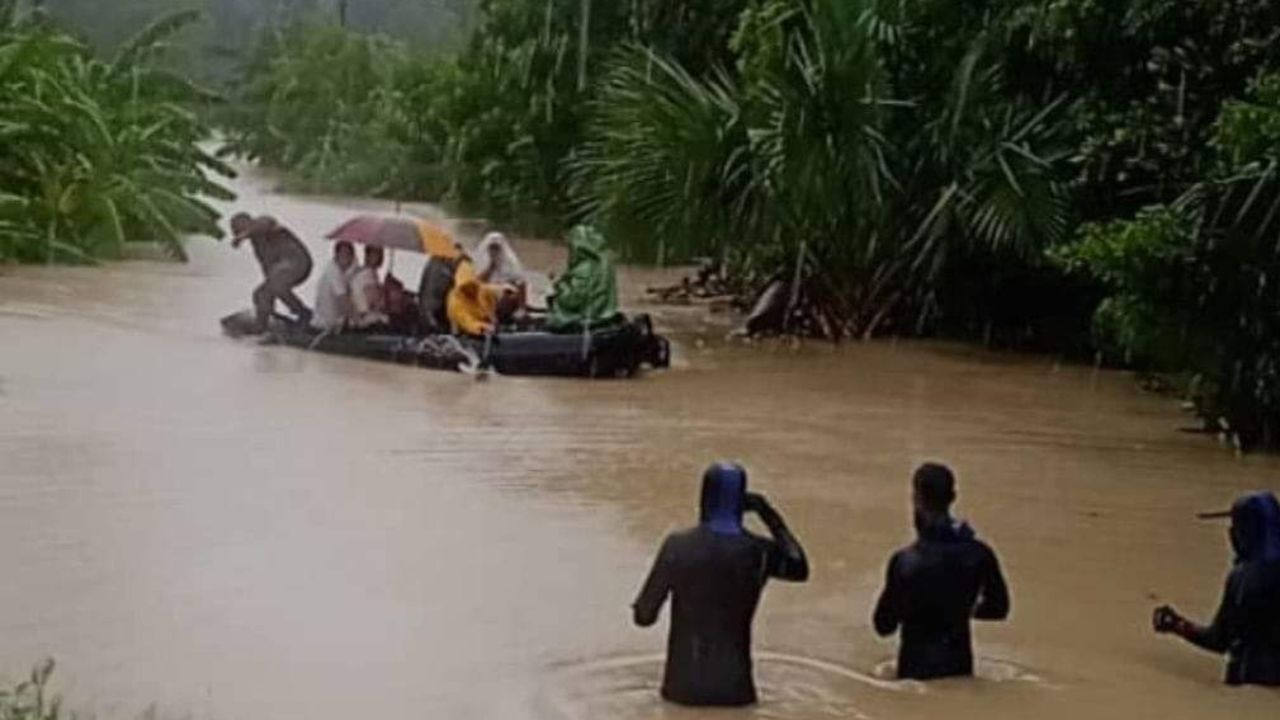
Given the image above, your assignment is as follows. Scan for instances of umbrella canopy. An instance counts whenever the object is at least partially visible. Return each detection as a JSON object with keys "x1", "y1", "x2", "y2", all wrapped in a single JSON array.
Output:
[{"x1": 326, "y1": 215, "x2": 460, "y2": 258}]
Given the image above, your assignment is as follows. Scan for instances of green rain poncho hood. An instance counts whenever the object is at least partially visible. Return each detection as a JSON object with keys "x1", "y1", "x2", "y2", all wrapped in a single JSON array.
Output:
[{"x1": 548, "y1": 225, "x2": 620, "y2": 331}]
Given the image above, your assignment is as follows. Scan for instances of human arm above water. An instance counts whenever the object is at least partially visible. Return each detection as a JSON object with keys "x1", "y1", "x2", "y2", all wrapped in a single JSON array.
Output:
[
  {"x1": 973, "y1": 544, "x2": 1010, "y2": 621},
  {"x1": 746, "y1": 492, "x2": 809, "y2": 582},
  {"x1": 633, "y1": 537, "x2": 675, "y2": 627},
  {"x1": 872, "y1": 554, "x2": 903, "y2": 637},
  {"x1": 1153, "y1": 572, "x2": 1240, "y2": 654}
]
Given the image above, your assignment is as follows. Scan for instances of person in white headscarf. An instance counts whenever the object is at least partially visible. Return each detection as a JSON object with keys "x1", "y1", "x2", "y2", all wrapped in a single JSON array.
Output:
[
  {"x1": 474, "y1": 232, "x2": 527, "y2": 320},
  {"x1": 474, "y1": 232, "x2": 525, "y2": 286}
]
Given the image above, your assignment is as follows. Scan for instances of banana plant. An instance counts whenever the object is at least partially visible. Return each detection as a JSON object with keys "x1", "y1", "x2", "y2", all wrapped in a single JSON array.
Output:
[{"x1": 0, "y1": 7, "x2": 232, "y2": 263}]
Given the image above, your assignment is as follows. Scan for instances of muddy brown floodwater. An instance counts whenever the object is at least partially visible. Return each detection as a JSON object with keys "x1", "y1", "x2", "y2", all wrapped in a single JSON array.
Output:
[{"x1": 0, "y1": 164, "x2": 1277, "y2": 720}]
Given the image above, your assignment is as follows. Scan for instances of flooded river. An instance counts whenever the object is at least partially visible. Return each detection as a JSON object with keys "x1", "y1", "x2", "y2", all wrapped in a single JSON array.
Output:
[{"x1": 0, "y1": 165, "x2": 1276, "y2": 719}]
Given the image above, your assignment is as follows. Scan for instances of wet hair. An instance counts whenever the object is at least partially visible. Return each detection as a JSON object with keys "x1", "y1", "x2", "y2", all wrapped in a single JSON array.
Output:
[
  {"x1": 334, "y1": 241, "x2": 355, "y2": 258},
  {"x1": 229, "y1": 212, "x2": 253, "y2": 234},
  {"x1": 913, "y1": 463, "x2": 956, "y2": 512}
]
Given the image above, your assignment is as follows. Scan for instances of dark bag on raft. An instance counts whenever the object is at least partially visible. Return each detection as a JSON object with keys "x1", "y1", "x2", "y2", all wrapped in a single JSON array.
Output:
[{"x1": 418, "y1": 256, "x2": 459, "y2": 333}]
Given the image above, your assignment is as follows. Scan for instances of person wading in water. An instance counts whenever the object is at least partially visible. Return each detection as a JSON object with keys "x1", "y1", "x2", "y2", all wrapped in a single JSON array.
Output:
[
  {"x1": 229, "y1": 213, "x2": 313, "y2": 332},
  {"x1": 1154, "y1": 491, "x2": 1280, "y2": 686},
  {"x1": 632, "y1": 462, "x2": 809, "y2": 706},
  {"x1": 873, "y1": 462, "x2": 1010, "y2": 680}
]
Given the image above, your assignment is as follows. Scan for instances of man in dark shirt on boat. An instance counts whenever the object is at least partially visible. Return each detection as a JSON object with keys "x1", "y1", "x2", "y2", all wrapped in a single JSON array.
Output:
[
  {"x1": 873, "y1": 463, "x2": 1010, "y2": 680},
  {"x1": 230, "y1": 213, "x2": 314, "y2": 332},
  {"x1": 1153, "y1": 491, "x2": 1280, "y2": 686},
  {"x1": 632, "y1": 462, "x2": 809, "y2": 706}
]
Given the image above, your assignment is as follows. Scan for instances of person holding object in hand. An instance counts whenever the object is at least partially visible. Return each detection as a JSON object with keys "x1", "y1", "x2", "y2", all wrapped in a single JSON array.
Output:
[
  {"x1": 632, "y1": 462, "x2": 808, "y2": 706},
  {"x1": 1153, "y1": 491, "x2": 1280, "y2": 686}
]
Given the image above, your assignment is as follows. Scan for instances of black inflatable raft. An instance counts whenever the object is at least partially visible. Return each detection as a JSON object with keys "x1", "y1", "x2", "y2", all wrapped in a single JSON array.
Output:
[{"x1": 220, "y1": 311, "x2": 671, "y2": 379}]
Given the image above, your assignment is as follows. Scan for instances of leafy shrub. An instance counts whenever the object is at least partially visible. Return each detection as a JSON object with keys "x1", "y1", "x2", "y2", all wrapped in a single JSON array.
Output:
[{"x1": 0, "y1": 4, "x2": 233, "y2": 263}]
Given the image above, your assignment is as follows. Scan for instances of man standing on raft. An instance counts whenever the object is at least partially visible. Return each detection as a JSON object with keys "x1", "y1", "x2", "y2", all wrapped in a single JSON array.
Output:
[{"x1": 229, "y1": 212, "x2": 313, "y2": 333}]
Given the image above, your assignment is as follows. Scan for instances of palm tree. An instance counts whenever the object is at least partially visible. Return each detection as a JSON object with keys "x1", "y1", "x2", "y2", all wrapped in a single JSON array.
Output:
[{"x1": 569, "y1": 0, "x2": 1072, "y2": 337}]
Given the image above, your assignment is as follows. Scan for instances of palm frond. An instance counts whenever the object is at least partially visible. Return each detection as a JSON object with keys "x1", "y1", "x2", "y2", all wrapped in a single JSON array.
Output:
[{"x1": 113, "y1": 9, "x2": 202, "y2": 71}]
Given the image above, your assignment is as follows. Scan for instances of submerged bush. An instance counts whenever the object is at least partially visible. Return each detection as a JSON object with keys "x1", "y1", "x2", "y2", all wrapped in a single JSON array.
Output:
[
  {"x1": 0, "y1": 660, "x2": 63, "y2": 720},
  {"x1": 0, "y1": 3, "x2": 234, "y2": 263}
]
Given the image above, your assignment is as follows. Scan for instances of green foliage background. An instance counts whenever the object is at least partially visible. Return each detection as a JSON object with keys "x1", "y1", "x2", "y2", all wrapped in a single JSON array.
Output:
[
  {"x1": 9, "y1": 0, "x2": 1280, "y2": 447},
  {"x1": 0, "y1": 2, "x2": 234, "y2": 263},
  {"x1": 168, "y1": 0, "x2": 1280, "y2": 446}
]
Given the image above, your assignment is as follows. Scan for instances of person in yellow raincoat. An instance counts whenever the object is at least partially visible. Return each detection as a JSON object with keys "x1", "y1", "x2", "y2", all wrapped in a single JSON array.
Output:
[{"x1": 447, "y1": 259, "x2": 503, "y2": 336}]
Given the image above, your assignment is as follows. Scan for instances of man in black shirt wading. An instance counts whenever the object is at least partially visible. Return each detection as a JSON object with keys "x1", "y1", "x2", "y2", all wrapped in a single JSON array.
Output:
[
  {"x1": 873, "y1": 462, "x2": 1011, "y2": 680},
  {"x1": 632, "y1": 462, "x2": 809, "y2": 706}
]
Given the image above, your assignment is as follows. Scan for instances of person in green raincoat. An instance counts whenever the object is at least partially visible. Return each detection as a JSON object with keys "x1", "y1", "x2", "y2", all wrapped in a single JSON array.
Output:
[{"x1": 548, "y1": 225, "x2": 621, "y2": 331}]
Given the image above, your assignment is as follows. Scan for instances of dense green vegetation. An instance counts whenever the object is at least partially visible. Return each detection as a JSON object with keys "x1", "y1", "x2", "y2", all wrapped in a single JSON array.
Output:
[
  {"x1": 41, "y1": 1, "x2": 474, "y2": 79},
  {"x1": 219, "y1": 21, "x2": 434, "y2": 195},
  {"x1": 0, "y1": 2, "x2": 233, "y2": 262},
  {"x1": 1056, "y1": 70, "x2": 1280, "y2": 449},
  {"x1": 223, "y1": 1, "x2": 746, "y2": 227},
  {"x1": 9, "y1": 0, "x2": 1277, "y2": 447},
  {"x1": 223, "y1": 0, "x2": 1280, "y2": 446}
]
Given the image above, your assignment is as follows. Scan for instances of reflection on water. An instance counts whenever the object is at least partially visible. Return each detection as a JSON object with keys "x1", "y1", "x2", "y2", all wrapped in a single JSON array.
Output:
[
  {"x1": 541, "y1": 652, "x2": 1052, "y2": 720},
  {"x1": 870, "y1": 656, "x2": 1047, "y2": 686},
  {"x1": 0, "y1": 163, "x2": 1278, "y2": 719},
  {"x1": 541, "y1": 653, "x2": 878, "y2": 720}
]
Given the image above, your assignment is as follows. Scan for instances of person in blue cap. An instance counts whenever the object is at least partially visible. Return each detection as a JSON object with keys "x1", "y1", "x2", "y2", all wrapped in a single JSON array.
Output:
[
  {"x1": 1154, "y1": 491, "x2": 1280, "y2": 685},
  {"x1": 632, "y1": 462, "x2": 809, "y2": 706}
]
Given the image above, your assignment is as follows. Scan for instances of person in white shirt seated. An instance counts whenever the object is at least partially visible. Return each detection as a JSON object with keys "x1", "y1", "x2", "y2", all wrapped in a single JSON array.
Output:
[
  {"x1": 349, "y1": 245, "x2": 390, "y2": 328},
  {"x1": 312, "y1": 241, "x2": 356, "y2": 331}
]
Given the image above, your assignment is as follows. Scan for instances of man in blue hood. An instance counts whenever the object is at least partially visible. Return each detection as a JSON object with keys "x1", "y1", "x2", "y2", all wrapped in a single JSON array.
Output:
[
  {"x1": 632, "y1": 462, "x2": 809, "y2": 706},
  {"x1": 1154, "y1": 491, "x2": 1280, "y2": 686},
  {"x1": 873, "y1": 463, "x2": 1011, "y2": 680}
]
